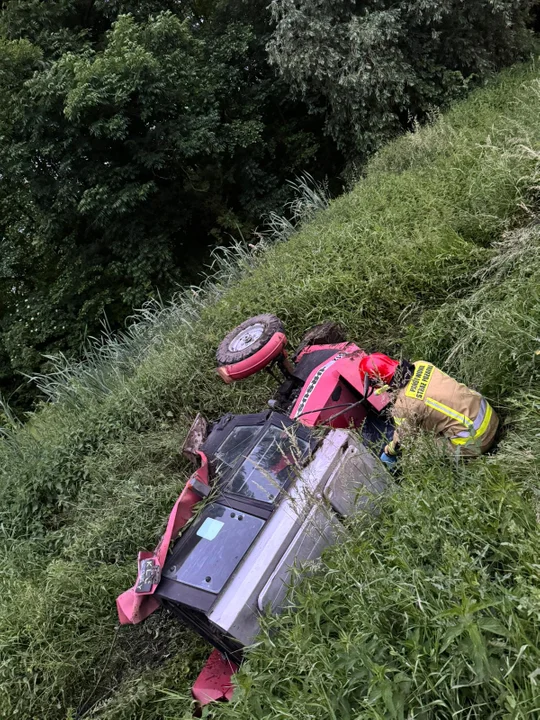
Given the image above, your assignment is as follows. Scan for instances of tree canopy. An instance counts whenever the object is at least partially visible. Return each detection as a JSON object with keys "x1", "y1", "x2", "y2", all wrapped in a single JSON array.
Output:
[
  {"x1": 268, "y1": 0, "x2": 537, "y2": 155},
  {"x1": 0, "y1": 0, "x2": 340, "y2": 407}
]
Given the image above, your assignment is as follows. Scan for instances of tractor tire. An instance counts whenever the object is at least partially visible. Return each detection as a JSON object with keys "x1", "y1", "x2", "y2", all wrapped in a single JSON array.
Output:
[
  {"x1": 216, "y1": 314, "x2": 285, "y2": 367},
  {"x1": 293, "y1": 321, "x2": 347, "y2": 359}
]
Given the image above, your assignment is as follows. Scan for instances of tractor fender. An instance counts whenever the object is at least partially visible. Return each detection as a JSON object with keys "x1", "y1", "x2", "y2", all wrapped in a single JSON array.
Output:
[{"x1": 116, "y1": 452, "x2": 210, "y2": 625}]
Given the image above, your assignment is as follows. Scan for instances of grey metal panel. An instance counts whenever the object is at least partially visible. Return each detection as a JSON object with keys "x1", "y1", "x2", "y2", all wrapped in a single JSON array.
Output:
[
  {"x1": 323, "y1": 439, "x2": 388, "y2": 517},
  {"x1": 207, "y1": 429, "x2": 349, "y2": 647},
  {"x1": 206, "y1": 429, "x2": 390, "y2": 648},
  {"x1": 257, "y1": 503, "x2": 339, "y2": 613},
  {"x1": 163, "y1": 503, "x2": 265, "y2": 593}
]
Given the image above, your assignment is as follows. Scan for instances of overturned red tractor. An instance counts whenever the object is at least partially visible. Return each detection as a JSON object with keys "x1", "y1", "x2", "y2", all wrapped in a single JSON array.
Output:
[{"x1": 117, "y1": 316, "x2": 395, "y2": 705}]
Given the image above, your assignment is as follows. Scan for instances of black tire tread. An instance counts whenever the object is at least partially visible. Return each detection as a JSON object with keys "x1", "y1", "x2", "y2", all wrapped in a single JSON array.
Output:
[
  {"x1": 293, "y1": 321, "x2": 347, "y2": 360},
  {"x1": 216, "y1": 314, "x2": 284, "y2": 366}
]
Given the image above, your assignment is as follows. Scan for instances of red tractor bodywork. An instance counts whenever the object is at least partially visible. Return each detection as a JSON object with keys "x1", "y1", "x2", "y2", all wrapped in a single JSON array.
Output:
[
  {"x1": 117, "y1": 334, "x2": 391, "y2": 707},
  {"x1": 289, "y1": 343, "x2": 388, "y2": 425}
]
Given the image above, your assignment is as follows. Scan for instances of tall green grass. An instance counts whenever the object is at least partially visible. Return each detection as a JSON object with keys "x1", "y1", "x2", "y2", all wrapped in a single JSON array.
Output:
[
  {"x1": 218, "y1": 421, "x2": 540, "y2": 719},
  {"x1": 1, "y1": 62, "x2": 540, "y2": 719},
  {"x1": 405, "y1": 218, "x2": 540, "y2": 399}
]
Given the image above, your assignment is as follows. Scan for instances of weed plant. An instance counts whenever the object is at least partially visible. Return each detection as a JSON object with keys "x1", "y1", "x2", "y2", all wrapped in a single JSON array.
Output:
[{"x1": 219, "y1": 424, "x2": 540, "y2": 719}]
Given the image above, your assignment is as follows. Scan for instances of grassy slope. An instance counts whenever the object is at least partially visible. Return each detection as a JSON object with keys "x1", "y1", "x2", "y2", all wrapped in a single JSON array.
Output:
[{"x1": 1, "y1": 62, "x2": 540, "y2": 719}]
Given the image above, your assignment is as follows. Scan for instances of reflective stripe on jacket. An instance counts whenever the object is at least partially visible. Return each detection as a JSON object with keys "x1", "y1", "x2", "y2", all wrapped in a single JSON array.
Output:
[{"x1": 387, "y1": 361, "x2": 497, "y2": 453}]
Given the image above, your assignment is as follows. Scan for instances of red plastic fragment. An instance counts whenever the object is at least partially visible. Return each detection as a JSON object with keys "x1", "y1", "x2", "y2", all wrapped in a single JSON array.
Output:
[
  {"x1": 192, "y1": 649, "x2": 238, "y2": 705},
  {"x1": 116, "y1": 452, "x2": 210, "y2": 625}
]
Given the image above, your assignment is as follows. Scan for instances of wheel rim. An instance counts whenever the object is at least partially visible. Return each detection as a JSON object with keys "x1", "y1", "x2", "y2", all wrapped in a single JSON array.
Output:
[{"x1": 229, "y1": 323, "x2": 265, "y2": 353}]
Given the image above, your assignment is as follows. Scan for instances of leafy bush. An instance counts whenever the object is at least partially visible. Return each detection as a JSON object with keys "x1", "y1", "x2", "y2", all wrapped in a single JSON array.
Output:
[
  {"x1": 268, "y1": 0, "x2": 537, "y2": 156},
  {"x1": 0, "y1": 1, "x2": 340, "y2": 407}
]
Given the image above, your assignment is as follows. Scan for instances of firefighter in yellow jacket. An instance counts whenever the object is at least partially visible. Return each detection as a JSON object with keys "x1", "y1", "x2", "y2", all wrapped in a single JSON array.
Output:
[{"x1": 359, "y1": 353, "x2": 499, "y2": 466}]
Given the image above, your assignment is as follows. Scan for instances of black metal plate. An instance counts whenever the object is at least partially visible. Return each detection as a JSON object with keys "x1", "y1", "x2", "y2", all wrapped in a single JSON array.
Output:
[{"x1": 161, "y1": 503, "x2": 264, "y2": 594}]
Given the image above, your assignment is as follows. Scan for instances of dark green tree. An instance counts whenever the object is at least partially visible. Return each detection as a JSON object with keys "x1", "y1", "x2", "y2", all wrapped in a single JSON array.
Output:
[
  {"x1": 0, "y1": 1, "x2": 339, "y2": 407},
  {"x1": 268, "y1": 0, "x2": 538, "y2": 156},
  {"x1": 1, "y1": 0, "x2": 537, "y2": 409}
]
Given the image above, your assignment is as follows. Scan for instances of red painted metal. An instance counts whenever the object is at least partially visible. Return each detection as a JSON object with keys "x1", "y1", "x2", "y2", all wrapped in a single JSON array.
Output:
[
  {"x1": 291, "y1": 343, "x2": 390, "y2": 427},
  {"x1": 217, "y1": 332, "x2": 287, "y2": 382},
  {"x1": 116, "y1": 452, "x2": 210, "y2": 625},
  {"x1": 192, "y1": 650, "x2": 238, "y2": 705}
]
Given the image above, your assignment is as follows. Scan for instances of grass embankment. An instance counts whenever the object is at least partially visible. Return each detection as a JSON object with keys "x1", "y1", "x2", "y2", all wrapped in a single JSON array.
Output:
[{"x1": 1, "y1": 62, "x2": 540, "y2": 719}]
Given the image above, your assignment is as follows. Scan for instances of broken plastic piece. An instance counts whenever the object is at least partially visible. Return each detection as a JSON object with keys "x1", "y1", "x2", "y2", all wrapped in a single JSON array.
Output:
[
  {"x1": 192, "y1": 649, "x2": 238, "y2": 705},
  {"x1": 182, "y1": 413, "x2": 208, "y2": 464}
]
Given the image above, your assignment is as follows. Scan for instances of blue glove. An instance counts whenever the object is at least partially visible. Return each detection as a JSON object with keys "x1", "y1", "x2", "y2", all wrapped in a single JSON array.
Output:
[{"x1": 380, "y1": 451, "x2": 397, "y2": 467}]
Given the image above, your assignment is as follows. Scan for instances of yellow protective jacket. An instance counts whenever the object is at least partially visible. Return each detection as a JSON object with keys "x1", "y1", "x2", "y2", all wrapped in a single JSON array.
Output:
[{"x1": 386, "y1": 361, "x2": 499, "y2": 456}]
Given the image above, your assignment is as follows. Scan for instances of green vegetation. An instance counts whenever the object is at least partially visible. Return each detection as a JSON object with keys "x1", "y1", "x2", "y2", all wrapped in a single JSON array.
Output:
[
  {"x1": 269, "y1": 0, "x2": 537, "y2": 155},
  {"x1": 221, "y1": 434, "x2": 540, "y2": 719},
  {"x1": 0, "y1": 0, "x2": 536, "y2": 408},
  {"x1": 0, "y1": 0, "x2": 341, "y2": 408},
  {"x1": 1, "y1": 61, "x2": 540, "y2": 718}
]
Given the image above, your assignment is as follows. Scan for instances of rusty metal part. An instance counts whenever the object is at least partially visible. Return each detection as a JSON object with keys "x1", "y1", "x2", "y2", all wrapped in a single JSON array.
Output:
[{"x1": 182, "y1": 414, "x2": 209, "y2": 464}]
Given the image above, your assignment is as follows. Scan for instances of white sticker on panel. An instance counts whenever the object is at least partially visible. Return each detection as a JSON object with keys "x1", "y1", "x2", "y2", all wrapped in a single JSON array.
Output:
[{"x1": 196, "y1": 517, "x2": 224, "y2": 541}]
